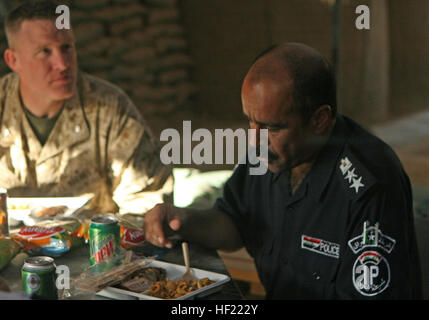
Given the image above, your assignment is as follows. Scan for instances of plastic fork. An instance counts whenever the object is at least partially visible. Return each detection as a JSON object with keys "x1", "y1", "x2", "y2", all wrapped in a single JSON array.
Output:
[{"x1": 180, "y1": 242, "x2": 197, "y2": 281}]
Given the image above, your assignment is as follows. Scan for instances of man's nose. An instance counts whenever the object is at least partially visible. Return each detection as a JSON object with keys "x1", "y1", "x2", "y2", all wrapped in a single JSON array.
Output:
[{"x1": 52, "y1": 50, "x2": 69, "y2": 71}]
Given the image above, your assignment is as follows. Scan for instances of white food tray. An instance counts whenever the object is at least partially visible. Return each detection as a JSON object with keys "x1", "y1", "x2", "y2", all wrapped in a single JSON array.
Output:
[
  {"x1": 97, "y1": 260, "x2": 231, "y2": 300},
  {"x1": 8, "y1": 197, "x2": 90, "y2": 226}
]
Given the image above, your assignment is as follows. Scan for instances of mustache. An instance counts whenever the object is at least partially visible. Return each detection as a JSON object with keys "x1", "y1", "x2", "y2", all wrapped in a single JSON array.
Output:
[
  {"x1": 252, "y1": 145, "x2": 278, "y2": 161},
  {"x1": 268, "y1": 150, "x2": 278, "y2": 161}
]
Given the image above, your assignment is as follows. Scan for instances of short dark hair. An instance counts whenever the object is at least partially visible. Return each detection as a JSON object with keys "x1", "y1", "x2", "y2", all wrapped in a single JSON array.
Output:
[
  {"x1": 290, "y1": 54, "x2": 337, "y2": 122},
  {"x1": 4, "y1": 0, "x2": 60, "y2": 46},
  {"x1": 253, "y1": 44, "x2": 337, "y2": 122}
]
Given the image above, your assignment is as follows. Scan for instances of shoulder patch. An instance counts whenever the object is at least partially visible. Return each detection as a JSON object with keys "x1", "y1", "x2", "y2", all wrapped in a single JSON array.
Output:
[
  {"x1": 338, "y1": 148, "x2": 377, "y2": 199},
  {"x1": 352, "y1": 250, "x2": 390, "y2": 296},
  {"x1": 348, "y1": 221, "x2": 396, "y2": 254},
  {"x1": 349, "y1": 221, "x2": 395, "y2": 297}
]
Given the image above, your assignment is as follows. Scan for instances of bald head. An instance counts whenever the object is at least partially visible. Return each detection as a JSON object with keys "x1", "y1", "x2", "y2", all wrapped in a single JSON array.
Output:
[{"x1": 244, "y1": 43, "x2": 337, "y2": 122}]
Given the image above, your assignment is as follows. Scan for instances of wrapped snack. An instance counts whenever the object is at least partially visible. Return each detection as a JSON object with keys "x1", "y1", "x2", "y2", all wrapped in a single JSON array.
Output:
[
  {"x1": 0, "y1": 237, "x2": 22, "y2": 271},
  {"x1": 73, "y1": 256, "x2": 150, "y2": 293},
  {"x1": 11, "y1": 220, "x2": 85, "y2": 257},
  {"x1": 74, "y1": 221, "x2": 90, "y2": 240},
  {"x1": 57, "y1": 217, "x2": 91, "y2": 240},
  {"x1": 115, "y1": 214, "x2": 147, "y2": 249},
  {"x1": 120, "y1": 226, "x2": 146, "y2": 249}
]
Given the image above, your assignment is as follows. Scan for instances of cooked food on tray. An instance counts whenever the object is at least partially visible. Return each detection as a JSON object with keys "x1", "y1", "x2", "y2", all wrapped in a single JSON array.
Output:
[
  {"x1": 147, "y1": 277, "x2": 216, "y2": 299},
  {"x1": 118, "y1": 267, "x2": 167, "y2": 293},
  {"x1": 110, "y1": 265, "x2": 216, "y2": 299}
]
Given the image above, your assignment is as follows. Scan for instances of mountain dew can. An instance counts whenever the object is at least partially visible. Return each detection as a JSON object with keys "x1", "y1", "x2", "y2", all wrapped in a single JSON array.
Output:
[
  {"x1": 22, "y1": 256, "x2": 57, "y2": 300},
  {"x1": 89, "y1": 216, "x2": 120, "y2": 266}
]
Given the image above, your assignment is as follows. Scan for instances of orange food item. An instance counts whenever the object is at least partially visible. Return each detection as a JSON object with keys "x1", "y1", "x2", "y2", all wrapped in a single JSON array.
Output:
[{"x1": 147, "y1": 278, "x2": 216, "y2": 299}]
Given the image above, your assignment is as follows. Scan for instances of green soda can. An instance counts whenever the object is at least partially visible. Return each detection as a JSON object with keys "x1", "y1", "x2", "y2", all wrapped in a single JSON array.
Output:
[
  {"x1": 89, "y1": 216, "x2": 120, "y2": 266},
  {"x1": 22, "y1": 256, "x2": 57, "y2": 300}
]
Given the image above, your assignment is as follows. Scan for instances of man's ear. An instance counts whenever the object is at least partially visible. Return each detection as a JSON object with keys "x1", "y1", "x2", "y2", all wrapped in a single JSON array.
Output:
[
  {"x1": 4, "y1": 49, "x2": 19, "y2": 72},
  {"x1": 310, "y1": 105, "x2": 332, "y2": 134}
]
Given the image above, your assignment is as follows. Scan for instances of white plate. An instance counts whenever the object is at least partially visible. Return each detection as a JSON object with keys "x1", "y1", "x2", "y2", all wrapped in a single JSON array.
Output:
[
  {"x1": 8, "y1": 197, "x2": 90, "y2": 226},
  {"x1": 96, "y1": 260, "x2": 231, "y2": 300}
]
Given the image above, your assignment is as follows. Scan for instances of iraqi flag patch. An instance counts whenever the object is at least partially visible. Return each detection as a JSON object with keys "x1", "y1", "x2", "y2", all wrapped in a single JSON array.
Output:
[{"x1": 301, "y1": 235, "x2": 340, "y2": 259}]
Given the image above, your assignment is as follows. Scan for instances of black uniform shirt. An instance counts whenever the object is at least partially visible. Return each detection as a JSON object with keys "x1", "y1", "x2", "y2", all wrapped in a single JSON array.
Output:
[{"x1": 214, "y1": 114, "x2": 422, "y2": 299}]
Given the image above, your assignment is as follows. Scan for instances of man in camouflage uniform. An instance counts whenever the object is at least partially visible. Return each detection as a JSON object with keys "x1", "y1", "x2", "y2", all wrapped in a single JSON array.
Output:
[{"x1": 0, "y1": 1, "x2": 172, "y2": 214}]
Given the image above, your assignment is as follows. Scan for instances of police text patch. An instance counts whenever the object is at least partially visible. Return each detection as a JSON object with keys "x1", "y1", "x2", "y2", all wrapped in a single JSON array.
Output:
[{"x1": 301, "y1": 235, "x2": 340, "y2": 259}]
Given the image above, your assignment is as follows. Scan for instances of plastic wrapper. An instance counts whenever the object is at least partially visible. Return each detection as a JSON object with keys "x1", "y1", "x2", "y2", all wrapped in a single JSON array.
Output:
[
  {"x1": 0, "y1": 237, "x2": 22, "y2": 271},
  {"x1": 11, "y1": 219, "x2": 85, "y2": 257},
  {"x1": 72, "y1": 252, "x2": 151, "y2": 294},
  {"x1": 120, "y1": 226, "x2": 146, "y2": 249}
]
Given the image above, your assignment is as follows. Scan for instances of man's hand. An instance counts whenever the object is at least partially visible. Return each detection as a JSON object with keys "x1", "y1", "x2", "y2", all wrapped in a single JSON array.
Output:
[
  {"x1": 144, "y1": 203, "x2": 183, "y2": 248},
  {"x1": 144, "y1": 203, "x2": 243, "y2": 251}
]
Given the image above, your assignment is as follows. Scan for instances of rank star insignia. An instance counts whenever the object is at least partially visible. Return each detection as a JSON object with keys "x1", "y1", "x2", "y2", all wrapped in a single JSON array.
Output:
[
  {"x1": 345, "y1": 168, "x2": 358, "y2": 183},
  {"x1": 350, "y1": 176, "x2": 364, "y2": 193},
  {"x1": 340, "y1": 157, "x2": 352, "y2": 175}
]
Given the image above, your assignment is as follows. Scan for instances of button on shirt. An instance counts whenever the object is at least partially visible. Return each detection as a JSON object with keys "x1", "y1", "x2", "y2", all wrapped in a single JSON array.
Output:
[{"x1": 214, "y1": 115, "x2": 422, "y2": 299}]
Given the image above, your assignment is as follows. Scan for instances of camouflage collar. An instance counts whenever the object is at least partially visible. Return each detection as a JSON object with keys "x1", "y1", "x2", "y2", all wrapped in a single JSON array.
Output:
[{"x1": 0, "y1": 72, "x2": 90, "y2": 163}]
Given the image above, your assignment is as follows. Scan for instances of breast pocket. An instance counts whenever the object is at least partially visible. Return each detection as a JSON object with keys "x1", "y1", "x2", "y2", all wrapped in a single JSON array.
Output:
[{"x1": 285, "y1": 250, "x2": 340, "y2": 299}]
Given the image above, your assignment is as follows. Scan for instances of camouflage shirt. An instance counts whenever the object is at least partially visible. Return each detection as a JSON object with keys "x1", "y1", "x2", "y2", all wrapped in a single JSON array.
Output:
[{"x1": 0, "y1": 72, "x2": 173, "y2": 214}]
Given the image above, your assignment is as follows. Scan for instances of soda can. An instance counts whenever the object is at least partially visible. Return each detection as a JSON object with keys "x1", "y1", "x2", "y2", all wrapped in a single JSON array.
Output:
[
  {"x1": 0, "y1": 188, "x2": 8, "y2": 236},
  {"x1": 89, "y1": 216, "x2": 120, "y2": 266},
  {"x1": 22, "y1": 256, "x2": 57, "y2": 300}
]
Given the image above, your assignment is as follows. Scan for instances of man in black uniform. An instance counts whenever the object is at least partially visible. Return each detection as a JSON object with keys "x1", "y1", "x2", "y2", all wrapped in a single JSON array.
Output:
[{"x1": 144, "y1": 43, "x2": 422, "y2": 299}]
